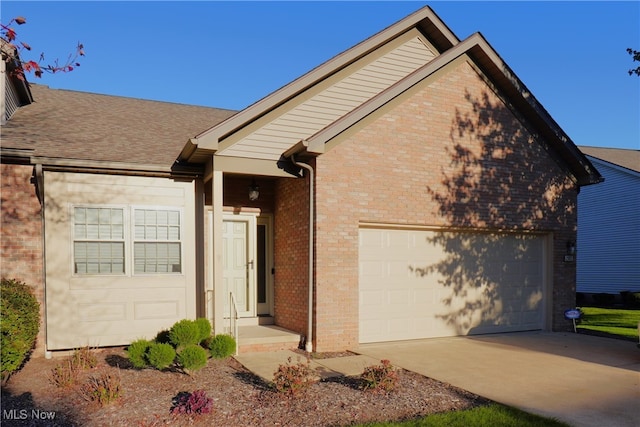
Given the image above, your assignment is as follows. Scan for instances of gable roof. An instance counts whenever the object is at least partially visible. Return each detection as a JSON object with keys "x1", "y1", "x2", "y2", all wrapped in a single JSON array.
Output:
[
  {"x1": 579, "y1": 146, "x2": 640, "y2": 174},
  {"x1": 181, "y1": 5, "x2": 602, "y2": 187},
  {"x1": 179, "y1": 6, "x2": 458, "y2": 162},
  {"x1": 1, "y1": 84, "x2": 236, "y2": 175}
]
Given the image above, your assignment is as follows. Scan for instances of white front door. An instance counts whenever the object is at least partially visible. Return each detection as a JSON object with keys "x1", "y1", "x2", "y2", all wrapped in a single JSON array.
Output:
[{"x1": 223, "y1": 215, "x2": 256, "y2": 317}]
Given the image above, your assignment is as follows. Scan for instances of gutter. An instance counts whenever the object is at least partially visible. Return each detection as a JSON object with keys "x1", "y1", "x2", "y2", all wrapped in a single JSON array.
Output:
[{"x1": 289, "y1": 153, "x2": 315, "y2": 353}]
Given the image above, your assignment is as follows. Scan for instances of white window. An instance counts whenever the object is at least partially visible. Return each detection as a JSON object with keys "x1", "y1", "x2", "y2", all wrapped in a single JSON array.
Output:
[
  {"x1": 73, "y1": 206, "x2": 182, "y2": 275},
  {"x1": 133, "y1": 209, "x2": 182, "y2": 274},
  {"x1": 73, "y1": 207, "x2": 125, "y2": 274}
]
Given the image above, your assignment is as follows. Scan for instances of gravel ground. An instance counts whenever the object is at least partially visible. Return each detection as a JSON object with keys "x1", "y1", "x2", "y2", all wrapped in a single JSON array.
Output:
[{"x1": 1, "y1": 347, "x2": 487, "y2": 426}]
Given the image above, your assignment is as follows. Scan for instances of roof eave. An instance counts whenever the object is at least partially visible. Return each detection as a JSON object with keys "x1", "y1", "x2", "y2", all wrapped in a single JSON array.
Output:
[
  {"x1": 190, "y1": 5, "x2": 459, "y2": 151},
  {"x1": 306, "y1": 32, "x2": 602, "y2": 187}
]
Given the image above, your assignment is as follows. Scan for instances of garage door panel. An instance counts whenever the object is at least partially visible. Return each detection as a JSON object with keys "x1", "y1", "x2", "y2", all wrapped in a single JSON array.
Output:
[{"x1": 360, "y1": 228, "x2": 546, "y2": 343}]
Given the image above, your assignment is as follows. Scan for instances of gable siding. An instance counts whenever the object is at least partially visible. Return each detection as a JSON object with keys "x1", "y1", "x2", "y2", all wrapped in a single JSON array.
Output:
[
  {"x1": 577, "y1": 160, "x2": 640, "y2": 293},
  {"x1": 311, "y1": 60, "x2": 577, "y2": 351},
  {"x1": 219, "y1": 35, "x2": 437, "y2": 160}
]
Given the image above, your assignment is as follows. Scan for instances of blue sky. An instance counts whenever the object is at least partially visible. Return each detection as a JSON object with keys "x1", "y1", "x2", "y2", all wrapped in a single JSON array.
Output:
[{"x1": 2, "y1": 1, "x2": 639, "y2": 150}]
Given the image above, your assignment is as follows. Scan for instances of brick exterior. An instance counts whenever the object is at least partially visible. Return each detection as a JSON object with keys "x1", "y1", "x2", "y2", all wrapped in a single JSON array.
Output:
[
  {"x1": 273, "y1": 176, "x2": 311, "y2": 338},
  {"x1": 308, "y1": 61, "x2": 577, "y2": 351},
  {"x1": 0, "y1": 163, "x2": 46, "y2": 356}
]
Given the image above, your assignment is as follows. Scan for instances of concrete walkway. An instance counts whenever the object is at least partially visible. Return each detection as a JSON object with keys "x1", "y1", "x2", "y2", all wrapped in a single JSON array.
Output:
[
  {"x1": 235, "y1": 332, "x2": 639, "y2": 427},
  {"x1": 358, "y1": 332, "x2": 640, "y2": 427}
]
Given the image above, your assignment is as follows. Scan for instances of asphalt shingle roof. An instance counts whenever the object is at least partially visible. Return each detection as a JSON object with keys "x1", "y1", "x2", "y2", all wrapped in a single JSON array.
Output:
[
  {"x1": 1, "y1": 84, "x2": 237, "y2": 168},
  {"x1": 579, "y1": 146, "x2": 640, "y2": 173}
]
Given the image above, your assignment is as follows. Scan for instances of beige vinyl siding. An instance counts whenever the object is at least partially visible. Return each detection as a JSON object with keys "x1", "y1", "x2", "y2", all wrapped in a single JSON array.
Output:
[
  {"x1": 218, "y1": 33, "x2": 437, "y2": 160},
  {"x1": 44, "y1": 172, "x2": 197, "y2": 350}
]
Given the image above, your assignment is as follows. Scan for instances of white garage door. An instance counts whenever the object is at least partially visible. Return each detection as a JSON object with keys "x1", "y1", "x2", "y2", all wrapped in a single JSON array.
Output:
[{"x1": 359, "y1": 228, "x2": 547, "y2": 343}]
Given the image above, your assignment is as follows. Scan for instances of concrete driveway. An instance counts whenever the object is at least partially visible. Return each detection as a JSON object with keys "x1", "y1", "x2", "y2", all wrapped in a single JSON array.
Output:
[{"x1": 358, "y1": 332, "x2": 639, "y2": 427}]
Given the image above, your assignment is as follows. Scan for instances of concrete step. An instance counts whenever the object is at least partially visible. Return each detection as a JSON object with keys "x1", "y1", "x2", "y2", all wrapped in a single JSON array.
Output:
[{"x1": 237, "y1": 325, "x2": 301, "y2": 353}]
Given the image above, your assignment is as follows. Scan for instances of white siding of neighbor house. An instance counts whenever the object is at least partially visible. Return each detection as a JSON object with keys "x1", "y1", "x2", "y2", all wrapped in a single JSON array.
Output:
[{"x1": 577, "y1": 158, "x2": 640, "y2": 293}]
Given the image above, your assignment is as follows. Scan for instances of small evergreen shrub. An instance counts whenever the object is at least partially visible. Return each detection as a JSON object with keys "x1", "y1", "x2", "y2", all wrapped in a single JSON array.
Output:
[
  {"x1": 194, "y1": 318, "x2": 212, "y2": 343},
  {"x1": 360, "y1": 359, "x2": 398, "y2": 394},
  {"x1": 126, "y1": 339, "x2": 153, "y2": 369},
  {"x1": 1, "y1": 278, "x2": 40, "y2": 382},
  {"x1": 177, "y1": 344, "x2": 208, "y2": 374},
  {"x1": 169, "y1": 320, "x2": 201, "y2": 350},
  {"x1": 80, "y1": 369, "x2": 122, "y2": 406},
  {"x1": 208, "y1": 334, "x2": 236, "y2": 359},
  {"x1": 147, "y1": 343, "x2": 176, "y2": 370},
  {"x1": 154, "y1": 329, "x2": 172, "y2": 344},
  {"x1": 272, "y1": 356, "x2": 317, "y2": 397},
  {"x1": 171, "y1": 389, "x2": 213, "y2": 415}
]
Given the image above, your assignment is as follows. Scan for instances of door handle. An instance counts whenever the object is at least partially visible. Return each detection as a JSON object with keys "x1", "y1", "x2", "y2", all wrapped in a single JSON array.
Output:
[{"x1": 248, "y1": 260, "x2": 254, "y2": 269}]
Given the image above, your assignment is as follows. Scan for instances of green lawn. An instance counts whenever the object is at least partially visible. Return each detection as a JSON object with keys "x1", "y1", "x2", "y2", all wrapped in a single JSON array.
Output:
[
  {"x1": 577, "y1": 307, "x2": 640, "y2": 341},
  {"x1": 358, "y1": 403, "x2": 570, "y2": 427}
]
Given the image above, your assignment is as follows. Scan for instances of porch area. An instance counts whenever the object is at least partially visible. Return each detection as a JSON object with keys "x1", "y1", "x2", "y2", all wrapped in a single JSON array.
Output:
[{"x1": 236, "y1": 324, "x2": 302, "y2": 354}]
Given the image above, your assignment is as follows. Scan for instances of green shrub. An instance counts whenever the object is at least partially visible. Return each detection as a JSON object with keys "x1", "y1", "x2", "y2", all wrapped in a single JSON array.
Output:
[
  {"x1": 177, "y1": 344, "x2": 208, "y2": 374},
  {"x1": 154, "y1": 329, "x2": 172, "y2": 344},
  {"x1": 169, "y1": 319, "x2": 201, "y2": 350},
  {"x1": 1, "y1": 278, "x2": 40, "y2": 382},
  {"x1": 147, "y1": 343, "x2": 176, "y2": 370},
  {"x1": 208, "y1": 334, "x2": 236, "y2": 359},
  {"x1": 126, "y1": 339, "x2": 153, "y2": 369},
  {"x1": 194, "y1": 318, "x2": 212, "y2": 342}
]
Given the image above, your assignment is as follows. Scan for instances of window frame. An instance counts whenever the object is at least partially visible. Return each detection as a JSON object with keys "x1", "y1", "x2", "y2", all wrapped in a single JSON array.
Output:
[{"x1": 71, "y1": 204, "x2": 185, "y2": 277}]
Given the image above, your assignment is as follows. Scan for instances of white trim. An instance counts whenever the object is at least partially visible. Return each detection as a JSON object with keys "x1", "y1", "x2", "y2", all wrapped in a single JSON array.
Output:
[{"x1": 257, "y1": 215, "x2": 275, "y2": 316}]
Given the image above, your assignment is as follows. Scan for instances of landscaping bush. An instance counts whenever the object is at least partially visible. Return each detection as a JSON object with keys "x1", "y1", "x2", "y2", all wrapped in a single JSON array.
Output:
[
  {"x1": 194, "y1": 318, "x2": 212, "y2": 343},
  {"x1": 169, "y1": 319, "x2": 201, "y2": 350},
  {"x1": 72, "y1": 346, "x2": 98, "y2": 370},
  {"x1": 592, "y1": 293, "x2": 616, "y2": 307},
  {"x1": 1, "y1": 278, "x2": 40, "y2": 383},
  {"x1": 80, "y1": 369, "x2": 122, "y2": 406},
  {"x1": 360, "y1": 359, "x2": 398, "y2": 394},
  {"x1": 171, "y1": 389, "x2": 213, "y2": 415},
  {"x1": 147, "y1": 343, "x2": 176, "y2": 370},
  {"x1": 620, "y1": 291, "x2": 640, "y2": 309},
  {"x1": 154, "y1": 329, "x2": 172, "y2": 345},
  {"x1": 272, "y1": 356, "x2": 317, "y2": 397},
  {"x1": 48, "y1": 358, "x2": 80, "y2": 388},
  {"x1": 126, "y1": 339, "x2": 153, "y2": 369},
  {"x1": 208, "y1": 334, "x2": 236, "y2": 359},
  {"x1": 177, "y1": 344, "x2": 208, "y2": 374}
]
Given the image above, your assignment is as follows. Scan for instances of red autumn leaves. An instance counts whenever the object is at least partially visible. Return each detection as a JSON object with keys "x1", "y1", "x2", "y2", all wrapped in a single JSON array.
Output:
[{"x1": 1, "y1": 16, "x2": 84, "y2": 80}]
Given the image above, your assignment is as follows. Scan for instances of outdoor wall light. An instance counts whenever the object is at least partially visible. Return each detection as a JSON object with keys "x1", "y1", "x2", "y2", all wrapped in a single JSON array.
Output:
[
  {"x1": 248, "y1": 179, "x2": 259, "y2": 201},
  {"x1": 564, "y1": 240, "x2": 576, "y2": 262}
]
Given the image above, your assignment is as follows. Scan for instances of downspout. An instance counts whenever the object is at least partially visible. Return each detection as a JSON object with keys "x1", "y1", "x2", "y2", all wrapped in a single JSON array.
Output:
[
  {"x1": 33, "y1": 164, "x2": 51, "y2": 358},
  {"x1": 291, "y1": 154, "x2": 314, "y2": 353}
]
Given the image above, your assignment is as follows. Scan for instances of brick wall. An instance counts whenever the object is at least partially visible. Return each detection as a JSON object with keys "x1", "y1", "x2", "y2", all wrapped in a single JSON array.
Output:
[
  {"x1": 1, "y1": 163, "x2": 46, "y2": 356},
  {"x1": 311, "y1": 61, "x2": 577, "y2": 351},
  {"x1": 273, "y1": 175, "x2": 311, "y2": 339}
]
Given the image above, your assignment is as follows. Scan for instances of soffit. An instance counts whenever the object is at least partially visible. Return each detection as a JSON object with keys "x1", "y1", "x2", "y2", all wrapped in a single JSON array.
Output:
[{"x1": 215, "y1": 29, "x2": 437, "y2": 160}]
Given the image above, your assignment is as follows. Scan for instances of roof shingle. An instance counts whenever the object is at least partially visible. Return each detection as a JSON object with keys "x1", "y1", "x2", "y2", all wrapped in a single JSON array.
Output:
[{"x1": 1, "y1": 84, "x2": 236, "y2": 168}]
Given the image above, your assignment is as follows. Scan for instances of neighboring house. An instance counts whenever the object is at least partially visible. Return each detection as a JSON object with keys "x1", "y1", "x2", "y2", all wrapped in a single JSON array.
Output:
[
  {"x1": 577, "y1": 146, "x2": 640, "y2": 296},
  {"x1": 1, "y1": 6, "x2": 602, "y2": 355}
]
